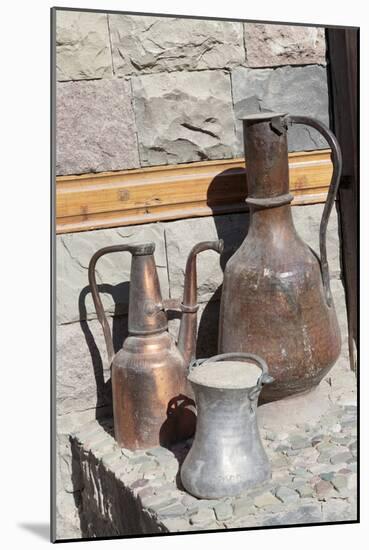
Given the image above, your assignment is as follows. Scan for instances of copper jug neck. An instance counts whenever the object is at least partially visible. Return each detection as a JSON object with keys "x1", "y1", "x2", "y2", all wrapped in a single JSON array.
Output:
[
  {"x1": 247, "y1": 204, "x2": 296, "y2": 240},
  {"x1": 242, "y1": 112, "x2": 290, "y2": 201},
  {"x1": 128, "y1": 246, "x2": 168, "y2": 336}
]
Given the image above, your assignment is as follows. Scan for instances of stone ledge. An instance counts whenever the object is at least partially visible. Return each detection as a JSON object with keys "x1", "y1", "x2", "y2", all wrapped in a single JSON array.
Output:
[{"x1": 66, "y1": 401, "x2": 357, "y2": 539}]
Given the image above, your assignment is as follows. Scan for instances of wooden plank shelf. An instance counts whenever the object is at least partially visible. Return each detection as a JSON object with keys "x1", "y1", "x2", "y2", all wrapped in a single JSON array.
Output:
[{"x1": 56, "y1": 149, "x2": 333, "y2": 234}]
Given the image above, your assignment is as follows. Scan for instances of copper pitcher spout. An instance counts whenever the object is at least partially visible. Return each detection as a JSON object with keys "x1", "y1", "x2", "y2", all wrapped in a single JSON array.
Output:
[{"x1": 177, "y1": 240, "x2": 224, "y2": 366}]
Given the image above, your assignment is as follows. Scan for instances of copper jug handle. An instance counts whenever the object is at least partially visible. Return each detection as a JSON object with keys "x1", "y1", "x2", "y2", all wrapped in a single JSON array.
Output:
[
  {"x1": 286, "y1": 116, "x2": 343, "y2": 307},
  {"x1": 88, "y1": 243, "x2": 155, "y2": 364}
]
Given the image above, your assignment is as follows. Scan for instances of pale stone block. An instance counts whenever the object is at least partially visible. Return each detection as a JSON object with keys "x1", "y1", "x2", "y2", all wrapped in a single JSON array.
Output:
[
  {"x1": 56, "y1": 11, "x2": 112, "y2": 81},
  {"x1": 109, "y1": 15, "x2": 244, "y2": 75},
  {"x1": 132, "y1": 70, "x2": 237, "y2": 166}
]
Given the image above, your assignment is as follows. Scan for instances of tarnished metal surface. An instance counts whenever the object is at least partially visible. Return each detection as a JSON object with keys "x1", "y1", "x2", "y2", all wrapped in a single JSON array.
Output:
[
  {"x1": 218, "y1": 112, "x2": 342, "y2": 402},
  {"x1": 88, "y1": 240, "x2": 222, "y2": 449},
  {"x1": 180, "y1": 353, "x2": 274, "y2": 499}
]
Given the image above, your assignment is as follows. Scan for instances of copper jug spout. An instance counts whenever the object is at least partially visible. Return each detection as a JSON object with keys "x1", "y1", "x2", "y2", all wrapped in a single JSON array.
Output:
[{"x1": 177, "y1": 240, "x2": 224, "y2": 366}]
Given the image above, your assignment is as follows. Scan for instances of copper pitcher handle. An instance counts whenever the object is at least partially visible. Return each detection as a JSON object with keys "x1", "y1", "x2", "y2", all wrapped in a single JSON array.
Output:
[
  {"x1": 88, "y1": 243, "x2": 155, "y2": 364},
  {"x1": 286, "y1": 116, "x2": 343, "y2": 307}
]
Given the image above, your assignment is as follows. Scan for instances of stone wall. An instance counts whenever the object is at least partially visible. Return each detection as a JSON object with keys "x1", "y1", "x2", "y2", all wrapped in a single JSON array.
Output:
[{"x1": 56, "y1": 11, "x2": 328, "y2": 176}]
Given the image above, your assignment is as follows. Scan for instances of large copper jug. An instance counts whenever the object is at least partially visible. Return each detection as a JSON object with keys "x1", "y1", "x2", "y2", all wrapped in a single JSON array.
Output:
[
  {"x1": 89, "y1": 240, "x2": 223, "y2": 450},
  {"x1": 218, "y1": 112, "x2": 342, "y2": 402}
]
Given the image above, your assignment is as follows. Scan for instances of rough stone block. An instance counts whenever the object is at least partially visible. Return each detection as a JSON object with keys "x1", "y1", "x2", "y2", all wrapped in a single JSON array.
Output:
[
  {"x1": 330, "y1": 451, "x2": 353, "y2": 465},
  {"x1": 56, "y1": 79, "x2": 139, "y2": 175},
  {"x1": 56, "y1": 11, "x2": 112, "y2": 81},
  {"x1": 56, "y1": 432, "x2": 81, "y2": 494},
  {"x1": 289, "y1": 434, "x2": 311, "y2": 450},
  {"x1": 322, "y1": 499, "x2": 357, "y2": 522},
  {"x1": 315, "y1": 479, "x2": 335, "y2": 500},
  {"x1": 55, "y1": 416, "x2": 88, "y2": 540},
  {"x1": 275, "y1": 486, "x2": 300, "y2": 504},
  {"x1": 254, "y1": 492, "x2": 281, "y2": 508},
  {"x1": 56, "y1": 223, "x2": 167, "y2": 324},
  {"x1": 189, "y1": 507, "x2": 216, "y2": 526},
  {"x1": 159, "y1": 502, "x2": 188, "y2": 518},
  {"x1": 233, "y1": 496, "x2": 256, "y2": 517},
  {"x1": 231, "y1": 65, "x2": 329, "y2": 155},
  {"x1": 262, "y1": 503, "x2": 322, "y2": 526},
  {"x1": 56, "y1": 319, "x2": 113, "y2": 416},
  {"x1": 160, "y1": 518, "x2": 192, "y2": 532},
  {"x1": 55, "y1": 487, "x2": 82, "y2": 540},
  {"x1": 213, "y1": 501, "x2": 233, "y2": 521},
  {"x1": 271, "y1": 455, "x2": 290, "y2": 469},
  {"x1": 132, "y1": 70, "x2": 237, "y2": 166},
  {"x1": 296, "y1": 484, "x2": 314, "y2": 498},
  {"x1": 331, "y1": 474, "x2": 348, "y2": 492},
  {"x1": 244, "y1": 24, "x2": 326, "y2": 68},
  {"x1": 109, "y1": 15, "x2": 244, "y2": 75}
]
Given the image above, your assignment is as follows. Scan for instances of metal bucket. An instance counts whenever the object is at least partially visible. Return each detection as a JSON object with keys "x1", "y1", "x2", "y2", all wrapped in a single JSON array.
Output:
[{"x1": 180, "y1": 353, "x2": 274, "y2": 499}]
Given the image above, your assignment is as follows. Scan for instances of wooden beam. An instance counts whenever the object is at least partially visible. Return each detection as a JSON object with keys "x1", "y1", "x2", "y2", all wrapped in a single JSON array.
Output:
[{"x1": 56, "y1": 149, "x2": 333, "y2": 234}]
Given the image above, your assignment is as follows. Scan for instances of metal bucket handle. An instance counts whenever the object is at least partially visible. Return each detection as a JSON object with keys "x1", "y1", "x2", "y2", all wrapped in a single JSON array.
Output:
[
  {"x1": 286, "y1": 115, "x2": 343, "y2": 307},
  {"x1": 190, "y1": 352, "x2": 274, "y2": 398}
]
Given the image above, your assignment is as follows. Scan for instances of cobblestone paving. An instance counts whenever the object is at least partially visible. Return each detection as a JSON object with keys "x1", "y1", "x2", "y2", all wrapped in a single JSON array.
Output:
[{"x1": 73, "y1": 401, "x2": 357, "y2": 533}]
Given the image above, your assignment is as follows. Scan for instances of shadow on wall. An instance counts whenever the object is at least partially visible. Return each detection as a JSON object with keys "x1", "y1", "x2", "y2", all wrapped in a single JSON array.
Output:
[
  {"x1": 78, "y1": 282, "x2": 130, "y2": 428},
  {"x1": 196, "y1": 168, "x2": 249, "y2": 359}
]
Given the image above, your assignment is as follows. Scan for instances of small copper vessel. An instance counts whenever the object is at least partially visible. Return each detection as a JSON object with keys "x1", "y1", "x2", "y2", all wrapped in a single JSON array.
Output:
[
  {"x1": 218, "y1": 112, "x2": 342, "y2": 402},
  {"x1": 89, "y1": 240, "x2": 223, "y2": 450}
]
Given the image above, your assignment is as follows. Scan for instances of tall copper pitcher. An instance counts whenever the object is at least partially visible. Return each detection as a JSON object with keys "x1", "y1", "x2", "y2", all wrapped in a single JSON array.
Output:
[{"x1": 218, "y1": 112, "x2": 342, "y2": 402}]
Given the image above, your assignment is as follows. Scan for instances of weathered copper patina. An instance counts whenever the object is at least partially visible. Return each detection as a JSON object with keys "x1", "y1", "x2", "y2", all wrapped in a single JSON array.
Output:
[
  {"x1": 218, "y1": 112, "x2": 342, "y2": 402},
  {"x1": 89, "y1": 240, "x2": 223, "y2": 449}
]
